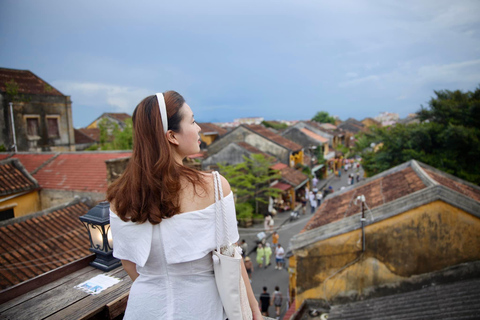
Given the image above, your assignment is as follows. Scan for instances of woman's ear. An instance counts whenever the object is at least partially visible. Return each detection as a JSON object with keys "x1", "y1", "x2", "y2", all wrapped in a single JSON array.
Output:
[{"x1": 166, "y1": 130, "x2": 179, "y2": 146}]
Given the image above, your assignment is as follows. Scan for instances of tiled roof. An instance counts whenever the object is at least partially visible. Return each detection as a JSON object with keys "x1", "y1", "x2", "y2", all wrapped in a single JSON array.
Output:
[
  {"x1": 272, "y1": 182, "x2": 291, "y2": 191},
  {"x1": 75, "y1": 128, "x2": 99, "y2": 144},
  {"x1": 33, "y1": 152, "x2": 132, "y2": 192},
  {"x1": 280, "y1": 166, "x2": 309, "y2": 187},
  {"x1": 8, "y1": 153, "x2": 57, "y2": 173},
  {"x1": 0, "y1": 154, "x2": 12, "y2": 161},
  {"x1": 303, "y1": 166, "x2": 426, "y2": 232},
  {"x1": 424, "y1": 168, "x2": 480, "y2": 202},
  {"x1": 236, "y1": 142, "x2": 274, "y2": 160},
  {"x1": 300, "y1": 128, "x2": 329, "y2": 143},
  {"x1": 318, "y1": 122, "x2": 337, "y2": 130},
  {"x1": 0, "y1": 68, "x2": 63, "y2": 96},
  {"x1": 198, "y1": 122, "x2": 228, "y2": 136},
  {"x1": 328, "y1": 278, "x2": 480, "y2": 320},
  {"x1": 0, "y1": 159, "x2": 39, "y2": 196},
  {"x1": 245, "y1": 125, "x2": 303, "y2": 151},
  {"x1": 105, "y1": 113, "x2": 131, "y2": 123},
  {"x1": 0, "y1": 201, "x2": 92, "y2": 290},
  {"x1": 271, "y1": 163, "x2": 288, "y2": 171}
]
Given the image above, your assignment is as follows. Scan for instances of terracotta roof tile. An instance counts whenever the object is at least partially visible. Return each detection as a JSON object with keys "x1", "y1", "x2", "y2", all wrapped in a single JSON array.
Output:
[
  {"x1": 75, "y1": 128, "x2": 99, "y2": 144},
  {"x1": 0, "y1": 201, "x2": 91, "y2": 290},
  {"x1": 198, "y1": 122, "x2": 228, "y2": 136},
  {"x1": 0, "y1": 159, "x2": 39, "y2": 196},
  {"x1": 424, "y1": 168, "x2": 480, "y2": 202},
  {"x1": 300, "y1": 128, "x2": 329, "y2": 143},
  {"x1": 280, "y1": 166, "x2": 309, "y2": 187},
  {"x1": 245, "y1": 125, "x2": 303, "y2": 151},
  {"x1": 9, "y1": 153, "x2": 57, "y2": 173},
  {"x1": 33, "y1": 152, "x2": 132, "y2": 192},
  {"x1": 105, "y1": 113, "x2": 131, "y2": 123},
  {"x1": 0, "y1": 68, "x2": 63, "y2": 96},
  {"x1": 303, "y1": 167, "x2": 426, "y2": 232}
]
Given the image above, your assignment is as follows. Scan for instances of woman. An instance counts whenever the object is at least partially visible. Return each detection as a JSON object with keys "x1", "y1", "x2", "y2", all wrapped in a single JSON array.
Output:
[
  {"x1": 107, "y1": 91, "x2": 262, "y2": 319},
  {"x1": 244, "y1": 256, "x2": 253, "y2": 281},
  {"x1": 264, "y1": 243, "x2": 272, "y2": 268},
  {"x1": 256, "y1": 243, "x2": 265, "y2": 268}
]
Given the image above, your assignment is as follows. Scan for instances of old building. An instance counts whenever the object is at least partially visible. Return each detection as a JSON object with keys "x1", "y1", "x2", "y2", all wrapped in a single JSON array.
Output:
[
  {"x1": 207, "y1": 124, "x2": 304, "y2": 167},
  {"x1": 86, "y1": 112, "x2": 132, "y2": 131},
  {"x1": 74, "y1": 128, "x2": 100, "y2": 151},
  {"x1": 0, "y1": 158, "x2": 41, "y2": 221},
  {"x1": 288, "y1": 160, "x2": 480, "y2": 318},
  {"x1": 197, "y1": 122, "x2": 228, "y2": 147},
  {"x1": 0, "y1": 68, "x2": 75, "y2": 152}
]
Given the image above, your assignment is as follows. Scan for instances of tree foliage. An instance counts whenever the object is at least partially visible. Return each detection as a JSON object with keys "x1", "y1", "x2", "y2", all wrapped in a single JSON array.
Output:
[
  {"x1": 357, "y1": 87, "x2": 480, "y2": 185},
  {"x1": 98, "y1": 118, "x2": 133, "y2": 150},
  {"x1": 218, "y1": 154, "x2": 282, "y2": 215},
  {"x1": 312, "y1": 111, "x2": 335, "y2": 124}
]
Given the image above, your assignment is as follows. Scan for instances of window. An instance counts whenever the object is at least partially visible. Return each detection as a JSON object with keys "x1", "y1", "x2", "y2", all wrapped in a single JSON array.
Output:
[
  {"x1": 47, "y1": 116, "x2": 60, "y2": 138},
  {"x1": 0, "y1": 208, "x2": 14, "y2": 221},
  {"x1": 26, "y1": 117, "x2": 40, "y2": 136}
]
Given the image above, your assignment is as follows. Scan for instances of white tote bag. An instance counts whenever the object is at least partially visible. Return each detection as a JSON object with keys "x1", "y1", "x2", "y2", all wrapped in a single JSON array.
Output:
[{"x1": 212, "y1": 171, "x2": 252, "y2": 320}]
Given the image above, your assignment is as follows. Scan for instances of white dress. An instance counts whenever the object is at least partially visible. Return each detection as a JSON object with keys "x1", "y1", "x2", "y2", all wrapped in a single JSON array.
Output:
[{"x1": 110, "y1": 192, "x2": 239, "y2": 320}]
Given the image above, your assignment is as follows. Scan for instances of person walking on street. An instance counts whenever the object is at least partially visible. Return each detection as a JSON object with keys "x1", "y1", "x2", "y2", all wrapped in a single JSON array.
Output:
[
  {"x1": 264, "y1": 214, "x2": 273, "y2": 233},
  {"x1": 272, "y1": 231, "x2": 279, "y2": 247},
  {"x1": 301, "y1": 196, "x2": 307, "y2": 215},
  {"x1": 275, "y1": 243, "x2": 285, "y2": 270},
  {"x1": 256, "y1": 243, "x2": 265, "y2": 268},
  {"x1": 240, "y1": 239, "x2": 248, "y2": 258},
  {"x1": 272, "y1": 286, "x2": 283, "y2": 319},
  {"x1": 244, "y1": 256, "x2": 253, "y2": 282},
  {"x1": 259, "y1": 287, "x2": 271, "y2": 317},
  {"x1": 316, "y1": 192, "x2": 323, "y2": 207},
  {"x1": 309, "y1": 191, "x2": 317, "y2": 214},
  {"x1": 264, "y1": 243, "x2": 272, "y2": 268}
]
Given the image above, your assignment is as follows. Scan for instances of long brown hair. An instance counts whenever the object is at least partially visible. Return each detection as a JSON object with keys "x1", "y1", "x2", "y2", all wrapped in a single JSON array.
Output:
[{"x1": 107, "y1": 91, "x2": 206, "y2": 224}]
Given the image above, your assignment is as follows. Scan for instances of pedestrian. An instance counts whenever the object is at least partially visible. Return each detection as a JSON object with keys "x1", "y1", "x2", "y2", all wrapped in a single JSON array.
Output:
[
  {"x1": 264, "y1": 243, "x2": 272, "y2": 268},
  {"x1": 301, "y1": 196, "x2": 307, "y2": 215},
  {"x1": 264, "y1": 214, "x2": 273, "y2": 233},
  {"x1": 316, "y1": 192, "x2": 323, "y2": 207},
  {"x1": 244, "y1": 256, "x2": 253, "y2": 281},
  {"x1": 240, "y1": 239, "x2": 248, "y2": 258},
  {"x1": 259, "y1": 287, "x2": 271, "y2": 316},
  {"x1": 272, "y1": 231, "x2": 279, "y2": 247},
  {"x1": 256, "y1": 243, "x2": 265, "y2": 268},
  {"x1": 309, "y1": 191, "x2": 317, "y2": 214},
  {"x1": 347, "y1": 173, "x2": 352, "y2": 185},
  {"x1": 312, "y1": 176, "x2": 318, "y2": 188},
  {"x1": 356, "y1": 172, "x2": 360, "y2": 182},
  {"x1": 275, "y1": 243, "x2": 285, "y2": 270},
  {"x1": 272, "y1": 286, "x2": 283, "y2": 319},
  {"x1": 108, "y1": 91, "x2": 261, "y2": 318}
]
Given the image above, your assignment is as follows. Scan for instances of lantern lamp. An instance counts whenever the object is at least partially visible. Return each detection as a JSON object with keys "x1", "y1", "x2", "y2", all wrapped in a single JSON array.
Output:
[{"x1": 79, "y1": 201, "x2": 121, "y2": 271}]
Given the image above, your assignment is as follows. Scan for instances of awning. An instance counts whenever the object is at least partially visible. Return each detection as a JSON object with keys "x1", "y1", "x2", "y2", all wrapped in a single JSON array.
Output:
[
  {"x1": 312, "y1": 164, "x2": 324, "y2": 173},
  {"x1": 294, "y1": 178, "x2": 309, "y2": 190},
  {"x1": 271, "y1": 182, "x2": 292, "y2": 191}
]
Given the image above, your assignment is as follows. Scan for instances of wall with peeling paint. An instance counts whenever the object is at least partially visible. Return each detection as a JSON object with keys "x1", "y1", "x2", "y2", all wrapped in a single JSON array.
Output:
[{"x1": 294, "y1": 200, "x2": 480, "y2": 308}]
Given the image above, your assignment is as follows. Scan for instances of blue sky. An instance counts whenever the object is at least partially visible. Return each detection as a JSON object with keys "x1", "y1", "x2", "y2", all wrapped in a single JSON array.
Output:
[{"x1": 1, "y1": 0, "x2": 479, "y2": 128}]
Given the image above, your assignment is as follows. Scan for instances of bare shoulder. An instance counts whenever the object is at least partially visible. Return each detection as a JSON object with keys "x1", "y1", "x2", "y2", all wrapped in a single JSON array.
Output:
[{"x1": 199, "y1": 171, "x2": 231, "y2": 196}]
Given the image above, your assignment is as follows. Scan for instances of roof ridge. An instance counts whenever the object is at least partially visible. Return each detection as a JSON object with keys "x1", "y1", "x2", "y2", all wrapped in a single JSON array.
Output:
[
  {"x1": 410, "y1": 160, "x2": 438, "y2": 187},
  {"x1": 31, "y1": 153, "x2": 60, "y2": 175}
]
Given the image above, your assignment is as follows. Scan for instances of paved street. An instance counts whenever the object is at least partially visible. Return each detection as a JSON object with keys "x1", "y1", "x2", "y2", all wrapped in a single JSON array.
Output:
[{"x1": 238, "y1": 164, "x2": 365, "y2": 319}]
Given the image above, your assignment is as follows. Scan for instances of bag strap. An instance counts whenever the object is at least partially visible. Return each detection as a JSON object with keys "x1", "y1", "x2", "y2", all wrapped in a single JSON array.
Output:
[{"x1": 213, "y1": 171, "x2": 230, "y2": 252}]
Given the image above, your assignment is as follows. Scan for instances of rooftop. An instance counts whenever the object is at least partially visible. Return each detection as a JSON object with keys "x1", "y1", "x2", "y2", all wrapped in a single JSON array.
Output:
[
  {"x1": 0, "y1": 68, "x2": 63, "y2": 96},
  {"x1": 245, "y1": 124, "x2": 303, "y2": 151},
  {"x1": 198, "y1": 122, "x2": 228, "y2": 136},
  {"x1": 0, "y1": 159, "x2": 39, "y2": 196}
]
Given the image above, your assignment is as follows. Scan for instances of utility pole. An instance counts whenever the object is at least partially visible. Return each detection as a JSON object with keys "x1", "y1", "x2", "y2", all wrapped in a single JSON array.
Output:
[{"x1": 9, "y1": 102, "x2": 17, "y2": 153}]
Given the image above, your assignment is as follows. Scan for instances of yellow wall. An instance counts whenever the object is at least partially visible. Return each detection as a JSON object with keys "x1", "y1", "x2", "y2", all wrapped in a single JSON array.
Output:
[
  {"x1": 200, "y1": 133, "x2": 217, "y2": 146},
  {"x1": 0, "y1": 190, "x2": 41, "y2": 218},
  {"x1": 290, "y1": 150, "x2": 304, "y2": 168},
  {"x1": 86, "y1": 121, "x2": 98, "y2": 129},
  {"x1": 294, "y1": 200, "x2": 480, "y2": 308}
]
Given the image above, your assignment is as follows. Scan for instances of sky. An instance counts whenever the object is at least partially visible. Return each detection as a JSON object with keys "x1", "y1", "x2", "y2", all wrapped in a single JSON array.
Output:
[{"x1": 1, "y1": 0, "x2": 479, "y2": 128}]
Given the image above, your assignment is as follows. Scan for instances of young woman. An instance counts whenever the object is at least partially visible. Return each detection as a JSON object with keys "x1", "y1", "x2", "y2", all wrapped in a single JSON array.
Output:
[{"x1": 107, "y1": 91, "x2": 262, "y2": 319}]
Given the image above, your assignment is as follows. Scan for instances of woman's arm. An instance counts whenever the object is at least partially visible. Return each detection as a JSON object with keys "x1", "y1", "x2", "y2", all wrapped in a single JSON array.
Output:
[
  {"x1": 240, "y1": 258, "x2": 263, "y2": 319},
  {"x1": 121, "y1": 259, "x2": 139, "y2": 282}
]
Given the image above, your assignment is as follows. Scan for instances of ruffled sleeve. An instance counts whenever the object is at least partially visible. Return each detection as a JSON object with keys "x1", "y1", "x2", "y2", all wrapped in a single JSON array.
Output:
[
  {"x1": 109, "y1": 210, "x2": 153, "y2": 267},
  {"x1": 161, "y1": 192, "x2": 239, "y2": 264}
]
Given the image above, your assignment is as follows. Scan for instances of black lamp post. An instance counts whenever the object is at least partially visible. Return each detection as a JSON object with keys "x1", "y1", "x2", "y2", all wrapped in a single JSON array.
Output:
[{"x1": 79, "y1": 201, "x2": 121, "y2": 271}]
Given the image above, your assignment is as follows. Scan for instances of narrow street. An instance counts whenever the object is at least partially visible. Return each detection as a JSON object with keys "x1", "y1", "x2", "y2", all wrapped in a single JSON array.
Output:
[{"x1": 238, "y1": 165, "x2": 365, "y2": 319}]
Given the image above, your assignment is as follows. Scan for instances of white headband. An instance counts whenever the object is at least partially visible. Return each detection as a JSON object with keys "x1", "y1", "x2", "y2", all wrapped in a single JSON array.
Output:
[{"x1": 156, "y1": 93, "x2": 168, "y2": 133}]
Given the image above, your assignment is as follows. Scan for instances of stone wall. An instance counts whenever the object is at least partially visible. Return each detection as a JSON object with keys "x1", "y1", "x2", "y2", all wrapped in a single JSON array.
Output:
[{"x1": 40, "y1": 189, "x2": 105, "y2": 209}]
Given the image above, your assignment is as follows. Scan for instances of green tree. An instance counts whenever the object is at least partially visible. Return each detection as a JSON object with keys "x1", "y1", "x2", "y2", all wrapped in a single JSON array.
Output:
[
  {"x1": 262, "y1": 121, "x2": 288, "y2": 130},
  {"x1": 312, "y1": 111, "x2": 336, "y2": 124},
  {"x1": 358, "y1": 87, "x2": 480, "y2": 185},
  {"x1": 98, "y1": 118, "x2": 133, "y2": 150},
  {"x1": 218, "y1": 154, "x2": 282, "y2": 215}
]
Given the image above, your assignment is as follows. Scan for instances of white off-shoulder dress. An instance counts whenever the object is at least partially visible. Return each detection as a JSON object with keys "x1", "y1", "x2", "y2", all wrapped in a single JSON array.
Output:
[{"x1": 110, "y1": 191, "x2": 239, "y2": 320}]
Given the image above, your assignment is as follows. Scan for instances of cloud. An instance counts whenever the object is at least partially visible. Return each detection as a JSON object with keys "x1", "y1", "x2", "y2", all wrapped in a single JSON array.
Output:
[
  {"x1": 417, "y1": 59, "x2": 480, "y2": 85},
  {"x1": 52, "y1": 81, "x2": 151, "y2": 113}
]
